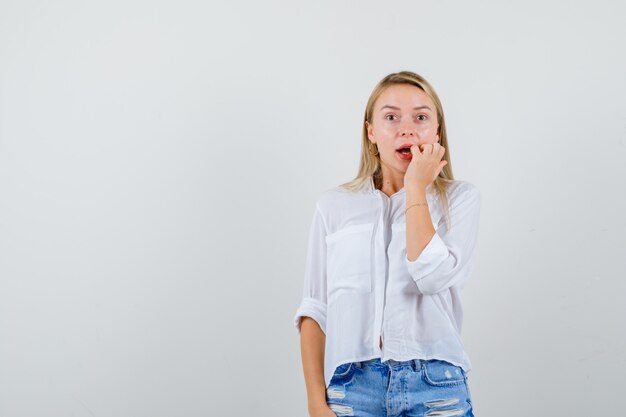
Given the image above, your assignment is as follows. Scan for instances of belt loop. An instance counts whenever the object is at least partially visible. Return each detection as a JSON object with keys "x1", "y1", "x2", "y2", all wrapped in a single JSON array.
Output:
[
  {"x1": 413, "y1": 359, "x2": 422, "y2": 371},
  {"x1": 355, "y1": 361, "x2": 362, "y2": 369}
]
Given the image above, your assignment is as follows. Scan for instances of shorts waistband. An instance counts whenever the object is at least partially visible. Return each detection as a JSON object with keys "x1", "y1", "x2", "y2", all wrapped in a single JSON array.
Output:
[{"x1": 356, "y1": 357, "x2": 423, "y2": 372}]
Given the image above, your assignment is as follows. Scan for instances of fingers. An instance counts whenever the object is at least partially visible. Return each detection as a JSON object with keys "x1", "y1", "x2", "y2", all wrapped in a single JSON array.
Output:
[
  {"x1": 436, "y1": 160, "x2": 448, "y2": 177},
  {"x1": 418, "y1": 143, "x2": 445, "y2": 157},
  {"x1": 433, "y1": 143, "x2": 445, "y2": 158},
  {"x1": 417, "y1": 144, "x2": 429, "y2": 155}
]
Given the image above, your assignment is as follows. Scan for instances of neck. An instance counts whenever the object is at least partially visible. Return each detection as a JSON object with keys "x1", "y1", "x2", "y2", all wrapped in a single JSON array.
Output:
[{"x1": 378, "y1": 164, "x2": 405, "y2": 197}]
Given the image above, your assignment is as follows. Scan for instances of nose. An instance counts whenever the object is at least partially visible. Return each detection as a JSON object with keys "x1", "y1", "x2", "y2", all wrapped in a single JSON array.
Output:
[{"x1": 399, "y1": 120, "x2": 416, "y2": 137}]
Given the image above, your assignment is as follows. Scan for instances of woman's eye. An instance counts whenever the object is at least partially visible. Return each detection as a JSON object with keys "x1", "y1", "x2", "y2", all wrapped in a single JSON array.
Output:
[
  {"x1": 416, "y1": 115, "x2": 427, "y2": 121},
  {"x1": 385, "y1": 114, "x2": 397, "y2": 121}
]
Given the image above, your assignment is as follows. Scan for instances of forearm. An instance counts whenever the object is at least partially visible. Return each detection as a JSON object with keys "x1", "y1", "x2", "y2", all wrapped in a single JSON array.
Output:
[
  {"x1": 405, "y1": 187, "x2": 436, "y2": 262},
  {"x1": 300, "y1": 317, "x2": 327, "y2": 410}
]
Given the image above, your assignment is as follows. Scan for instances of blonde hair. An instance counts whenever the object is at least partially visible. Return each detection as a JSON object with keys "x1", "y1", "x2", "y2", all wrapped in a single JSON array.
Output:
[{"x1": 339, "y1": 71, "x2": 455, "y2": 229}]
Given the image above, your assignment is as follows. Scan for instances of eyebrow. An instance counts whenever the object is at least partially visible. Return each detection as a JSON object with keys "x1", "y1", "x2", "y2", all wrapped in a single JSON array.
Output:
[{"x1": 379, "y1": 105, "x2": 432, "y2": 112}]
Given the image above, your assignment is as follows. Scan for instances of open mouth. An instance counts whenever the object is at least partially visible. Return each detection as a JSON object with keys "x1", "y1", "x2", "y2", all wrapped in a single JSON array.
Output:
[{"x1": 396, "y1": 147, "x2": 413, "y2": 160}]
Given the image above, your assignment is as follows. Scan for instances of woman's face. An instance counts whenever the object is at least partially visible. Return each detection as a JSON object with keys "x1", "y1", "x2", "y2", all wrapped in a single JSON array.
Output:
[{"x1": 366, "y1": 84, "x2": 439, "y2": 173}]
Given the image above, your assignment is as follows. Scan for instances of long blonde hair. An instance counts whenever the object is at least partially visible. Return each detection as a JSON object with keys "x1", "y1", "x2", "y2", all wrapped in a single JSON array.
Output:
[{"x1": 340, "y1": 71, "x2": 455, "y2": 229}]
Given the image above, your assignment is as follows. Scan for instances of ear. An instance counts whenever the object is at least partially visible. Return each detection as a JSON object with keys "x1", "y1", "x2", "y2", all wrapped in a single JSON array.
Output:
[{"x1": 365, "y1": 121, "x2": 375, "y2": 142}]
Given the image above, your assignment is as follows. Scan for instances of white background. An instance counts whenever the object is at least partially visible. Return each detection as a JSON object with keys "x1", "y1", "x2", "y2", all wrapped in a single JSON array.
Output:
[{"x1": 1, "y1": 1, "x2": 624, "y2": 416}]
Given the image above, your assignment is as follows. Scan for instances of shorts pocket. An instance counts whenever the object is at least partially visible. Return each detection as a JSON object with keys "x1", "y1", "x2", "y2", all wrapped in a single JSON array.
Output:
[
  {"x1": 422, "y1": 360, "x2": 466, "y2": 387},
  {"x1": 325, "y1": 223, "x2": 373, "y2": 293},
  {"x1": 330, "y1": 362, "x2": 356, "y2": 383}
]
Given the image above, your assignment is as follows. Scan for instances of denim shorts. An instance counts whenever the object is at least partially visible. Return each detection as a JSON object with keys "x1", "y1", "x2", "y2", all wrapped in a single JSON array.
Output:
[{"x1": 326, "y1": 357, "x2": 474, "y2": 417}]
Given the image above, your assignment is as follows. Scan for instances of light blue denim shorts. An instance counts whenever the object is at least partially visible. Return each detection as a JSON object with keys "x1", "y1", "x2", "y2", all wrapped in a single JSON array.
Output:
[{"x1": 326, "y1": 357, "x2": 474, "y2": 417}]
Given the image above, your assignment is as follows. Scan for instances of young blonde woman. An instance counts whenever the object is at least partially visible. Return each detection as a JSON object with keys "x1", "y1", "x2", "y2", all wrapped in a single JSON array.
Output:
[{"x1": 294, "y1": 71, "x2": 481, "y2": 417}]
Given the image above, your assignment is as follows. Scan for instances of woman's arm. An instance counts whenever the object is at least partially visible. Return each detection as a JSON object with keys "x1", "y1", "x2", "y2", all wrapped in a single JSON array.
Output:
[
  {"x1": 405, "y1": 186, "x2": 436, "y2": 262},
  {"x1": 402, "y1": 144, "x2": 481, "y2": 294},
  {"x1": 405, "y1": 182, "x2": 482, "y2": 294},
  {"x1": 295, "y1": 205, "x2": 335, "y2": 416},
  {"x1": 300, "y1": 317, "x2": 328, "y2": 413}
]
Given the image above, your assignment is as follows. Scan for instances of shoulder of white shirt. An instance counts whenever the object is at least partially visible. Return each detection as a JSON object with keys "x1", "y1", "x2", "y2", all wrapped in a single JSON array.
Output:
[{"x1": 315, "y1": 179, "x2": 480, "y2": 206}]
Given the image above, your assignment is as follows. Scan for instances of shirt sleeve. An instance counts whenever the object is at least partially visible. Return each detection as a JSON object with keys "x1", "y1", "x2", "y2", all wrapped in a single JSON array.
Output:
[
  {"x1": 293, "y1": 204, "x2": 328, "y2": 335},
  {"x1": 405, "y1": 183, "x2": 482, "y2": 295}
]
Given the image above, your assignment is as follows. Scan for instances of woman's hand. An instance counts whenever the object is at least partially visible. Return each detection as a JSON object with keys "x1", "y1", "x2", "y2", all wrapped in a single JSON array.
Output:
[
  {"x1": 404, "y1": 143, "x2": 447, "y2": 191},
  {"x1": 308, "y1": 403, "x2": 338, "y2": 417}
]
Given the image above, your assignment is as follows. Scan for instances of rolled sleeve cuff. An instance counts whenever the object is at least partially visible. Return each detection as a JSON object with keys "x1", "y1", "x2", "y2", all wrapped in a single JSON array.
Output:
[
  {"x1": 405, "y1": 231, "x2": 449, "y2": 281},
  {"x1": 293, "y1": 297, "x2": 327, "y2": 335}
]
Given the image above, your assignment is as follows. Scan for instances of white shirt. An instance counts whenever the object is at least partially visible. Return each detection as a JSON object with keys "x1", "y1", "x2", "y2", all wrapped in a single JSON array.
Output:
[{"x1": 293, "y1": 176, "x2": 482, "y2": 389}]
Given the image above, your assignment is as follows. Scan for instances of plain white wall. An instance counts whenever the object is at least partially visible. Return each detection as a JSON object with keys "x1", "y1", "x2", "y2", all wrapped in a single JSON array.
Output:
[{"x1": 1, "y1": 1, "x2": 624, "y2": 416}]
